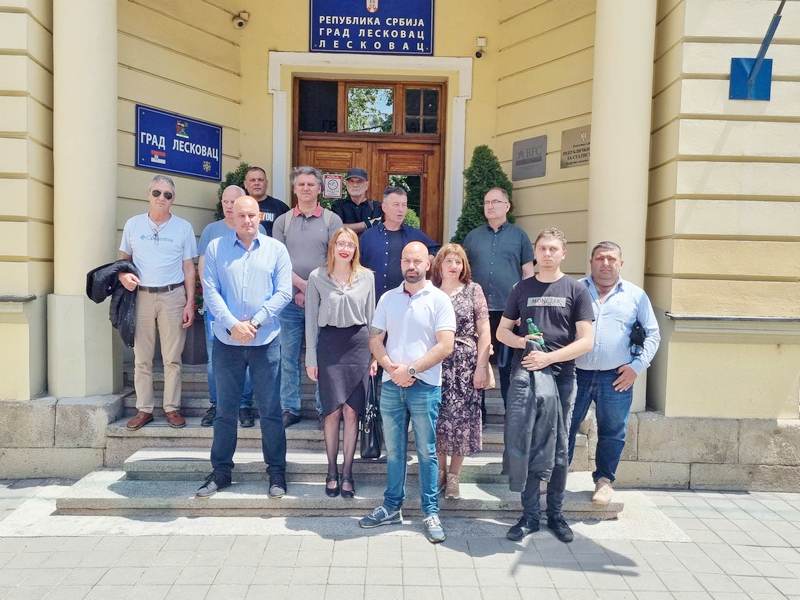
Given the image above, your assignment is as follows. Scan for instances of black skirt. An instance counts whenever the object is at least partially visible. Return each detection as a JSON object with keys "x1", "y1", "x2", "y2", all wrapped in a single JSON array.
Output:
[{"x1": 317, "y1": 324, "x2": 370, "y2": 417}]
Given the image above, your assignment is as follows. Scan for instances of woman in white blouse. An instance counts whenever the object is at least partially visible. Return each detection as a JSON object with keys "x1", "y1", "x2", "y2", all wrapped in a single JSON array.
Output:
[{"x1": 305, "y1": 227, "x2": 376, "y2": 498}]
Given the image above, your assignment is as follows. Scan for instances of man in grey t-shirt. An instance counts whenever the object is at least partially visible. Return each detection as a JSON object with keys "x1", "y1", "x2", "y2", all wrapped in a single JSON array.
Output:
[{"x1": 272, "y1": 166, "x2": 343, "y2": 427}]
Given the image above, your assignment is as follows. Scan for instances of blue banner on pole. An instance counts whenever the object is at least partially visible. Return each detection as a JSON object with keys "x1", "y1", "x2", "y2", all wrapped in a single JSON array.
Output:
[
  {"x1": 310, "y1": 0, "x2": 434, "y2": 56},
  {"x1": 135, "y1": 105, "x2": 222, "y2": 181}
]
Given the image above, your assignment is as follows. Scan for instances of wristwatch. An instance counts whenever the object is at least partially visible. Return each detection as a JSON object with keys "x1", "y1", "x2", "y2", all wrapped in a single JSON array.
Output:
[
  {"x1": 249, "y1": 319, "x2": 261, "y2": 330},
  {"x1": 407, "y1": 366, "x2": 417, "y2": 377}
]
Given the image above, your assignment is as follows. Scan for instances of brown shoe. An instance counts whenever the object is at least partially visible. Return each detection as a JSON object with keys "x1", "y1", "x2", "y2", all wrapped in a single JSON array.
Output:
[
  {"x1": 126, "y1": 411, "x2": 153, "y2": 430},
  {"x1": 164, "y1": 410, "x2": 186, "y2": 428}
]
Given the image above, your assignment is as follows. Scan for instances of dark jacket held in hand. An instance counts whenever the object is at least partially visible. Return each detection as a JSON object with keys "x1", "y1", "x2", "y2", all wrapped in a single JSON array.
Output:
[{"x1": 85, "y1": 260, "x2": 140, "y2": 348}]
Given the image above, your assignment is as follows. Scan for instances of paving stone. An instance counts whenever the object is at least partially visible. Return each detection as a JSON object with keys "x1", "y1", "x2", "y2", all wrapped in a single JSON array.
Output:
[
  {"x1": 363, "y1": 585, "x2": 403, "y2": 600},
  {"x1": 205, "y1": 584, "x2": 248, "y2": 600},
  {"x1": 246, "y1": 584, "x2": 289, "y2": 600}
]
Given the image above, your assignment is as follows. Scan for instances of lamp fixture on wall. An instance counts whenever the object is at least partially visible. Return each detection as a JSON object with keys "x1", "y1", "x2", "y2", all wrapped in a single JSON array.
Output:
[{"x1": 475, "y1": 36, "x2": 487, "y2": 59}]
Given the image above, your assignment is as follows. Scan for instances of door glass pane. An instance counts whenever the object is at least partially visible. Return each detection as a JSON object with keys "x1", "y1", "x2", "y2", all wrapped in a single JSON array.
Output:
[
  {"x1": 404, "y1": 87, "x2": 438, "y2": 134},
  {"x1": 347, "y1": 87, "x2": 393, "y2": 133},
  {"x1": 388, "y1": 174, "x2": 422, "y2": 227},
  {"x1": 298, "y1": 80, "x2": 338, "y2": 132},
  {"x1": 422, "y1": 89, "x2": 438, "y2": 117},
  {"x1": 405, "y1": 89, "x2": 421, "y2": 116},
  {"x1": 405, "y1": 117, "x2": 420, "y2": 134}
]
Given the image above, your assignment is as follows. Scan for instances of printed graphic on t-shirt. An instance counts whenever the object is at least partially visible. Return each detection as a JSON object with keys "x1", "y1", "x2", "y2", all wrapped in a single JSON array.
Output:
[
  {"x1": 260, "y1": 211, "x2": 275, "y2": 223},
  {"x1": 527, "y1": 296, "x2": 567, "y2": 308}
]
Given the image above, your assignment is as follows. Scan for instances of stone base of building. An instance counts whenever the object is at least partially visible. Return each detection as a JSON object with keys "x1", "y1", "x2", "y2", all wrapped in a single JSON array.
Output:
[
  {"x1": 0, "y1": 394, "x2": 123, "y2": 479},
  {"x1": 580, "y1": 411, "x2": 800, "y2": 492},
  {"x1": 2, "y1": 399, "x2": 800, "y2": 492}
]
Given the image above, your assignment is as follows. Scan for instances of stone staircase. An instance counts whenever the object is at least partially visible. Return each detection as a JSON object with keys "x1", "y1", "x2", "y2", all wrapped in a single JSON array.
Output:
[{"x1": 55, "y1": 364, "x2": 622, "y2": 520}]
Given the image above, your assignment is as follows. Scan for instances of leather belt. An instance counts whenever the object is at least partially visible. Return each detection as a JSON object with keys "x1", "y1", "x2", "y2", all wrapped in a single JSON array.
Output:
[{"x1": 139, "y1": 282, "x2": 184, "y2": 293}]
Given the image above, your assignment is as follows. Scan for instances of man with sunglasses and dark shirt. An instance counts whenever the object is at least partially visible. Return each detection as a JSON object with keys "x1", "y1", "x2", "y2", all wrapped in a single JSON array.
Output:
[
  {"x1": 118, "y1": 175, "x2": 198, "y2": 430},
  {"x1": 332, "y1": 167, "x2": 383, "y2": 235}
]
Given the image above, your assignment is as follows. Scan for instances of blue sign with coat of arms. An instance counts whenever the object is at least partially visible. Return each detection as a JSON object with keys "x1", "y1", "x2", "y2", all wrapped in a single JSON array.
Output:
[
  {"x1": 310, "y1": 0, "x2": 434, "y2": 56},
  {"x1": 135, "y1": 105, "x2": 222, "y2": 181}
]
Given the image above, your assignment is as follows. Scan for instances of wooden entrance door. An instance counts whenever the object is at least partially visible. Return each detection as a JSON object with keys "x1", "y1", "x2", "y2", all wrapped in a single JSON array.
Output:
[
  {"x1": 293, "y1": 78, "x2": 446, "y2": 241},
  {"x1": 296, "y1": 139, "x2": 442, "y2": 241}
]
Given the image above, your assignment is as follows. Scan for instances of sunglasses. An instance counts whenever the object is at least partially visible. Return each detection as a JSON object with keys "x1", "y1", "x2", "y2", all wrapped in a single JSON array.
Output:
[{"x1": 151, "y1": 190, "x2": 174, "y2": 200}]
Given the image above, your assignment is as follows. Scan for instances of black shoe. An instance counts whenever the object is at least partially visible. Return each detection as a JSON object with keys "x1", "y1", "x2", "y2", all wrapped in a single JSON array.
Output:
[
  {"x1": 200, "y1": 406, "x2": 216, "y2": 427},
  {"x1": 282, "y1": 411, "x2": 301, "y2": 428},
  {"x1": 239, "y1": 407, "x2": 255, "y2": 428},
  {"x1": 547, "y1": 514, "x2": 574, "y2": 543},
  {"x1": 196, "y1": 472, "x2": 230, "y2": 498},
  {"x1": 325, "y1": 474, "x2": 340, "y2": 498},
  {"x1": 506, "y1": 516, "x2": 540, "y2": 541},
  {"x1": 269, "y1": 475, "x2": 287, "y2": 498},
  {"x1": 341, "y1": 476, "x2": 356, "y2": 499}
]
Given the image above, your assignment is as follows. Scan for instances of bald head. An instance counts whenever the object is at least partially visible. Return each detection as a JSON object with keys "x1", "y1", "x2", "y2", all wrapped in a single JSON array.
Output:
[
  {"x1": 401, "y1": 241, "x2": 430, "y2": 284},
  {"x1": 221, "y1": 185, "x2": 246, "y2": 219},
  {"x1": 233, "y1": 195, "x2": 261, "y2": 241}
]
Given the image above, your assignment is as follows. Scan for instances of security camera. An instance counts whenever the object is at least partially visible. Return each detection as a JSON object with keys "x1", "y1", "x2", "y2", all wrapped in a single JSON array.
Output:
[{"x1": 232, "y1": 10, "x2": 250, "y2": 29}]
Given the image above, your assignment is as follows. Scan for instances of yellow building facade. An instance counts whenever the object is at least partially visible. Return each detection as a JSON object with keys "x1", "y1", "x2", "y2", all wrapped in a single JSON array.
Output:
[{"x1": 1, "y1": 0, "x2": 798, "y2": 487}]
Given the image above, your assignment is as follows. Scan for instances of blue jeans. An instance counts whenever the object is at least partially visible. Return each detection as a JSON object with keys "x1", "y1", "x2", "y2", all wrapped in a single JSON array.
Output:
[
  {"x1": 568, "y1": 368, "x2": 633, "y2": 483},
  {"x1": 521, "y1": 370, "x2": 576, "y2": 520},
  {"x1": 204, "y1": 312, "x2": 253, "y2": 408},
  {"x1": 380, "y1": 380, "x2": 441, "y2": 516},
  {"x1": 278, "y1": 301, "x2": 321, "y2": 416},
  {"x1": 210, "y1": 338, "x2": 286, "y2": 480}
]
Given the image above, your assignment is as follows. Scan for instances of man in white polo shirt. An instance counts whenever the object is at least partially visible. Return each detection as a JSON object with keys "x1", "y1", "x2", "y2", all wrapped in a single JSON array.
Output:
[
  {"x1": 118, "y1": 174, "x2": 198, "y2": 430},
  {"x1": 359, "y1": 241, "x2": 455, "y2": 544}
]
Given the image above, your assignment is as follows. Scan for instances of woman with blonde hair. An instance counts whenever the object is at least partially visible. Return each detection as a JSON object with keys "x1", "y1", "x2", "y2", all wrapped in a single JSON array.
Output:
[
  {"x1": 305, "y1": 227, "x2": 376, "y2": 498},
  {"x1": 431, "y1": 243, "x2": 491, "y2": 499}
]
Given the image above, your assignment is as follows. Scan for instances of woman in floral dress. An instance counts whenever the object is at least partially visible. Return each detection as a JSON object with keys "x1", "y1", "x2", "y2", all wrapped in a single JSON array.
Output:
[{"x1": 432, "y1": 243, "x2": 491, "y2": 499}]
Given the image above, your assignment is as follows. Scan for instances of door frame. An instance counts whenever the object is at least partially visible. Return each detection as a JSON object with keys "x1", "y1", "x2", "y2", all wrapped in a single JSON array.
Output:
[{"x1": 267, "y1": 51, "x2": 473, "y2": 240}]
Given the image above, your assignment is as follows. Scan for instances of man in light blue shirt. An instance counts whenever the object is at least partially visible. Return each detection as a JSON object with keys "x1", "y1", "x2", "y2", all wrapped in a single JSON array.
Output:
[
  {"x1": 197, "y1": 196, "x2": 293, "y2": 499},
  {"x1": 197, "y1": 185, "x2": 266, "y2": 429},
  {"x1": 569, "y1": 241, "x2": 661, "y2": 505}
]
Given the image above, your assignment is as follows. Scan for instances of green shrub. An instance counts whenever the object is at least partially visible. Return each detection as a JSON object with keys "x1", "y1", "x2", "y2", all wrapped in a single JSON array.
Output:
[{"x1": 451, "y1": 145, "x2": 513, "y2": 243}]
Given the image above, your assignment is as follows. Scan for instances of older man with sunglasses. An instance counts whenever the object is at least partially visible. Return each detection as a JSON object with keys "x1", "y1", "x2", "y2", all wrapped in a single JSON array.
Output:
[{"x1": 118, "y1": 175, "x2": 198, "y2": 430}]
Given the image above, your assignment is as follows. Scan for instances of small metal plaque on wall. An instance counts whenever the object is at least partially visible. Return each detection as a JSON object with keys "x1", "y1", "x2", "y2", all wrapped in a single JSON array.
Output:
[
  {"x1": 511, "y1": 135, "x2": 547, "y2": 181},
  {"x1": 560, "y1": 125, "x2": 591, "y2": 168}
]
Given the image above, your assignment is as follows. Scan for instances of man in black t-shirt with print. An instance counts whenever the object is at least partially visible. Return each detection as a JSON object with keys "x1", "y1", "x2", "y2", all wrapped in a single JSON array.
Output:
[
  {"x1": 497, "y1": 226, "x2": 594, "y2": 544},
  {"x1": 243, "y1": 166, "x2": 289, "y2": 237}
]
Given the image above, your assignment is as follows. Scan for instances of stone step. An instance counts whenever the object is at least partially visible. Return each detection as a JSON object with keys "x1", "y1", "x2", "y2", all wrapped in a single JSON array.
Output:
[
  {"x1": 123, "y1": 364, "x2": 505, "y2": 400},
  {"x1": 121, "y1": 395, "x2": 508, "y2": 423},
  {"x1": 104, "y1": 418, "x2": 590, "y2": 471},
  {"x1": 55, "y1": 470, "x2": 623, "y2": 519},
  {"x1": 123, "y1": 447, "x2": 507, "y2": 483}
]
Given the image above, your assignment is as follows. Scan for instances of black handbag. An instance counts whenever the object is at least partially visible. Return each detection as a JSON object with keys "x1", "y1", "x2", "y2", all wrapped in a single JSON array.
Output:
[{"x1": 360, "y1": 376, "x2": 384, "y2": 460}]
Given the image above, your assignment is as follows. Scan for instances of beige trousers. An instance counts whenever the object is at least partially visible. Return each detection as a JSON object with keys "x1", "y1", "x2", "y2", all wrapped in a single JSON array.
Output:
[{"x1": 133, "y1": 287, "x2": 187, "y2": 413}]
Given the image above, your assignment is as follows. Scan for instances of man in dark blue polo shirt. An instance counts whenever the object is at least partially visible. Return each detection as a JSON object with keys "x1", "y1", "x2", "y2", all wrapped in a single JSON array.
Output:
[
  {"x1": 463, "y1": 187, "x2": 535, "y2": 408},
  {"x1": 332, "y1": 167, "x2": 383, "y2": 235},
  {"x1": 360, "y1": 186, "x2": 440, "y2": 300}
]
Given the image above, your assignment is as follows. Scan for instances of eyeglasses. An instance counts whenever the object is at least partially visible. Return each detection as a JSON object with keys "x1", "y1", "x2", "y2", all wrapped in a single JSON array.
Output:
[
  {"x1": 483, "y1": 200, "x2": 507, "y2": 206},
  {"x1": 335, "y1": 241, "x2": 356, "y2": 250},
  {"x1": 151, "y1": 190, "x2": 174, "y2": 200}
]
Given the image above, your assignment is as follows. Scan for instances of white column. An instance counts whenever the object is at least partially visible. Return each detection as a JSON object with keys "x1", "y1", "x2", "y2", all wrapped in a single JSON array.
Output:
[
  {"x1": 587, "y1": 0, "x2": 657, "y2": 411},
  {"x1": 48, "y1": 0, "x2": 118, "y2": 397}
]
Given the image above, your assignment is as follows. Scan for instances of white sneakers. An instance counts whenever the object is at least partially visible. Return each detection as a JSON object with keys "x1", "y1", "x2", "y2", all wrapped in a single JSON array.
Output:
[{"x1": 592, "y1": 477, "x2": 613, "y2": 505}]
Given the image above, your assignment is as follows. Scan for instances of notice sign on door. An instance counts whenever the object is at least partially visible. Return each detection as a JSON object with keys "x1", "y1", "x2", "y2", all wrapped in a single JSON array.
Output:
[
  {"x1": 310, "y1": 0, "x2": 434, "y2": 56},
  {"x1": 323, "y1": 173, "x2": 344, "y2": 198},
  {"x1": 136, "y1": 105, "x2": 222, "y2": 181},
  {"x1": 560, "y1": 125, "x2": 591, "y2": 169}
]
